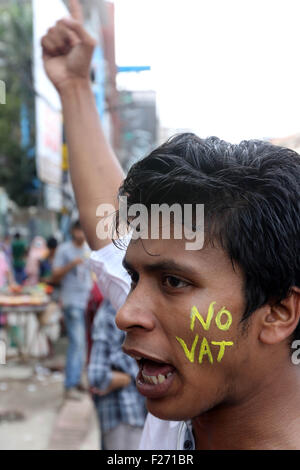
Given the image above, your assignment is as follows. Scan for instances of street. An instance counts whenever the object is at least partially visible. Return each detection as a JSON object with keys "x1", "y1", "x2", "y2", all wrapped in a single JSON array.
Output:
[{"x1": 0, "y1": 339, "x2": 99, "y2": 450}]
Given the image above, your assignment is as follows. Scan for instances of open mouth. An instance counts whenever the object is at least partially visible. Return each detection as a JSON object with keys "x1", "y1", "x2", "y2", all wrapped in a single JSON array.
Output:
[{"x1": 136, "y1": 357, "x2": 176, "y2": 399}]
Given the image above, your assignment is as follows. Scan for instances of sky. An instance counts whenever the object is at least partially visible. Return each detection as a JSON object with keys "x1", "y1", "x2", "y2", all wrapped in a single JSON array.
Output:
[{"x1": 113, "y1": 0, "x2": 300, "y2": 142}]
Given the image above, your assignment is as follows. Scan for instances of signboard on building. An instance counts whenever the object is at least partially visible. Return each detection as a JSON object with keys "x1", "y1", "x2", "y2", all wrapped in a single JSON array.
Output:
[
  {"x1": 32, "y1": 0, "x2": 68, "y2": 186},
  {"x1": 44, "y1": 183, "x2": 63, "y2": 212}
]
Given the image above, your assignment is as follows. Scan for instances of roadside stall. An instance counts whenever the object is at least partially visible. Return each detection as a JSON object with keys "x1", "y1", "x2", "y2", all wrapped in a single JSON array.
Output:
[{"x1": 0, "y1": 284, "x2": 61, "y2": 359}]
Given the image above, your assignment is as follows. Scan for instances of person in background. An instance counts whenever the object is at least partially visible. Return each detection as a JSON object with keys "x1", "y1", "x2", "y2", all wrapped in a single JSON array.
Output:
[
  {"x1": 89, "y1": 299, "x2": 147, "y2": 450},
  {"x1": 25, "y1": 236, "x2": 48, "y2": 286},
  {"x1": 52, "y1": 220, "x2": 92, "y2": 401},
  {"x1": 39, "y1": 237, "x2": 58, "y2": 284},
  {"x1": 11, "y1": 233, "x2": 27, "y2": 285}
]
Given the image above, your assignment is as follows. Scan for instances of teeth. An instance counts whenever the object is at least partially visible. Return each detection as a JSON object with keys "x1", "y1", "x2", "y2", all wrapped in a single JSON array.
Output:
[
  {"x1": 158, "y1": 374, "x2": 166, "y2": 384},
  {"x1": 142, "y1": 371, "x2": 158, "y2": 385},
  {"x1": 141, "y1": 370, "x2": 174, "y2": 385}
]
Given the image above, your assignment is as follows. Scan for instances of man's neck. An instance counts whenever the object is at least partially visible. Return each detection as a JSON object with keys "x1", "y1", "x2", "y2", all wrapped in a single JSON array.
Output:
[{"x1": 192, "y1": 364, "x2": 300, "y2": 450}]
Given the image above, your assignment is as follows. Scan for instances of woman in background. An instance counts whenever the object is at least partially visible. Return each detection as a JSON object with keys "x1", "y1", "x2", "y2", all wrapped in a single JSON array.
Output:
[{"x1": 25, "y1": 236, "x2": 47, "y2": 286}]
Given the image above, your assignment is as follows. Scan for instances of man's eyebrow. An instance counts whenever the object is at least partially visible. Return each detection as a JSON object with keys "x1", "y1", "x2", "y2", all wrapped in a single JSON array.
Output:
[{"x1": 122, "y1": 257, "x2": 199, "y2": 276}]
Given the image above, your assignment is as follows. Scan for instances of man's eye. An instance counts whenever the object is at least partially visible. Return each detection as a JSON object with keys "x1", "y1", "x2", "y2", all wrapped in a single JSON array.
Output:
[{"x1": 162, "y1": 276, "x2": 189, "y2": 289}]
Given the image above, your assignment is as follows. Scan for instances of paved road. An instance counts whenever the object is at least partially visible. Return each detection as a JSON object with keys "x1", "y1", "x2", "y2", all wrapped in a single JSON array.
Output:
[{"x1": 0, "y1": 359, "x2": 99, "y2": 450}]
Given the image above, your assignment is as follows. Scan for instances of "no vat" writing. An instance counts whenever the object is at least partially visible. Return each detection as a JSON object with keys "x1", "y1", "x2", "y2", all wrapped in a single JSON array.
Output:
[{"x1": 176, "y1": 301, "x2": 234, "y2": 364}]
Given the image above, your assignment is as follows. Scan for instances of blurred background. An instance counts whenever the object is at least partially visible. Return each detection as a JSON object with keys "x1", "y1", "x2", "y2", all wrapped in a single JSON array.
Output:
[{"x1": 0, "y1": 0, "x2": 299, "y2": 450}]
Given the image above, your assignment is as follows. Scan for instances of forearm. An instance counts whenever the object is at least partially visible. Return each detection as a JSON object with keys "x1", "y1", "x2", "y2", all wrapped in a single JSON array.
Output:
[
  {"x1": 59, "y1": 80, "x2": 124, "y2": 250},
  {"x1": 52, "y1": 261, "x2": 75, "y2": 283},
  {"x1": 108, "y1": 371, "x2": 131, "y2": 392},
  {"x1": 91, "y1": 371, "x2": 131, "y2": 396}
]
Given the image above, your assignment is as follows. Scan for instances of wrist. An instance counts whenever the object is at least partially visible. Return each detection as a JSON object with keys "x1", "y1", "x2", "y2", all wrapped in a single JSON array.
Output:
[{"x1": 58, "y1": 77, "x2": 92, "y2": 98}]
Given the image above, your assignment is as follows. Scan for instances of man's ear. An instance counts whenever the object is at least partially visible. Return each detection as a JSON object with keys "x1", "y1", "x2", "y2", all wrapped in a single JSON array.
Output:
[{"x1": 259, "y1": 287, "x2": 300, "y2": 345}]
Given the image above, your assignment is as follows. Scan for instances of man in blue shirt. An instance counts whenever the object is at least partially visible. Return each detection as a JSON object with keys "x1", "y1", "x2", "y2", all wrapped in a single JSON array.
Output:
[{"x1": 53, "y1": 220, "x2": 92, "y2": 400}]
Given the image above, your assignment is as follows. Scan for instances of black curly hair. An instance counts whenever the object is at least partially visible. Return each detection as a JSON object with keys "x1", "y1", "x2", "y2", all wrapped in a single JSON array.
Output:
[{"x1": 118, "y1": 133, "x2": 300, "y2": 340}]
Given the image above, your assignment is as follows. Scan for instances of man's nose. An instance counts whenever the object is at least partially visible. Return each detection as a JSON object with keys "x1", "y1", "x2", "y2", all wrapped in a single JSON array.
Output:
[{"x1": 116, "y1": 287, "x2": 156, "y2": 333}]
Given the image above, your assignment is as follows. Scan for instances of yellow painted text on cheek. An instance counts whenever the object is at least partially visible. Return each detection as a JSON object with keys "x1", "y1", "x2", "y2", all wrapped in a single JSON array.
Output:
[{"x1": 176, "y1": 301, "x2": 234, "y2": 364}]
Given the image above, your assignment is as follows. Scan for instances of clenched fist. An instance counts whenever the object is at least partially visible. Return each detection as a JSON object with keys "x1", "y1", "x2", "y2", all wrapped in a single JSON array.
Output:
[{"x1": 41, "y1": 0, "x2": 97, "y2": 93}]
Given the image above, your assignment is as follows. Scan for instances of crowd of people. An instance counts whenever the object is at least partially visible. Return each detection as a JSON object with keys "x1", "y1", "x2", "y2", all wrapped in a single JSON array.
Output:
[{"x1": 0, "y1": 232, "x2": 58, "y2": 290}]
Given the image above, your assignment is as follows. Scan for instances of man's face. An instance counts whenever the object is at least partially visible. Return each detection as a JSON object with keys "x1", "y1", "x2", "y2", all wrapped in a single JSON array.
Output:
[
  {"x1": 72, "y1": 228, "x2": 85, "y2": 246},
  {"x1": 116, "y1": 236, "x2": 264, "y2": 421}
]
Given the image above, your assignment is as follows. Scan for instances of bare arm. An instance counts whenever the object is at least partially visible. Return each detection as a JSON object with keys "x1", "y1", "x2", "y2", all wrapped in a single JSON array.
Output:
[
  {"x1": 42, "y1": 0, "x2": 124, "y2": 250},
  {"x1": 60, "y1": 81, "x2": 124, "y2": 250},
  {"x1": 90, "y1": 371, "x2": 131, "y2": 397},
  {"x1": 52, "y1": 258, "x2": 82, "y2": 284}
]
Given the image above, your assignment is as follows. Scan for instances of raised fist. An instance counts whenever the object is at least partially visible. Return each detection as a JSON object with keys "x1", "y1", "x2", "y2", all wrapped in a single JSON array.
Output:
[{"x1": 41, "y1": 0, "x2": 97, "y2": 93}]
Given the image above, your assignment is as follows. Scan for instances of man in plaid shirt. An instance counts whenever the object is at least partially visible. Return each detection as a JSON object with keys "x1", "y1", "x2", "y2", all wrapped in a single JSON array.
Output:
[{"x1": 88, "y1": 299, "x2": 147, "y2": 450}]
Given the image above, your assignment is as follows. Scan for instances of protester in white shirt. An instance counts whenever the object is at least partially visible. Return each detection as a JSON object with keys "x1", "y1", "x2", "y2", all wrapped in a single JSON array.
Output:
[{"x1": 41, "y1": 0, "x2": 300, "y2": 450}]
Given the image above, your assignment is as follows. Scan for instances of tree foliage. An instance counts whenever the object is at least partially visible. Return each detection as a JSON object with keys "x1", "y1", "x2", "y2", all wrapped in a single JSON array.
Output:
[{"x1": 0, "y1": 0, "x2": 38, "y2": 207}]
